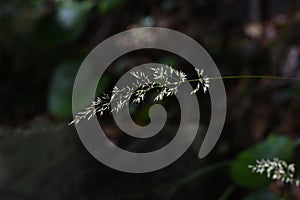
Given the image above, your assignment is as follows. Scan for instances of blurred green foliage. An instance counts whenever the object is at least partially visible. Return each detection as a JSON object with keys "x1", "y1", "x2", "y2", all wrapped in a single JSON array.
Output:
[
  {"x1": 48, "y1": 60, "x2": 80, "y2": 116},
  {"x1": 98, "y1": 0, "x2": 125, "y2": 14}
]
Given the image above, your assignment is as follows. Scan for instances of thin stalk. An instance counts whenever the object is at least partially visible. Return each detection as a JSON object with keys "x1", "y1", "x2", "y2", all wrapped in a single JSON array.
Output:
[
  {"x1": 218, "y1": 184, "x2": 236, "y2": 200},
  {"x1": 211, "y1": 75, "x2": 300, "y2": 80},
  {"x1": 170, "y1": 161, "x2": 231, "y2": 188},
  {"x1": 164, "y1": 161, "x2": 231, "y2": 200},
  {"x1": 105, "y1": 160, "x2": 231, "y2": 200},
  {"x1": 188, "y1": 75, "x2": 300, "y2": 82}
]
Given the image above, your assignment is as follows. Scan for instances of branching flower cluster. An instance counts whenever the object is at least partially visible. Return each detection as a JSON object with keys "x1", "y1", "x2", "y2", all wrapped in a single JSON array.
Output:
[
  {"x1": 69, "y1": 94, "x2": 111, "y2": 125},
  {"x1": 248, "y1": 158, "x2": 300, "y2": 187},
  {"x1": 69, "y1": 65, "x2": 209, "y2": 125},
  {"x1": 191, "y1": 68, "x2": 209, "y2": 94}
]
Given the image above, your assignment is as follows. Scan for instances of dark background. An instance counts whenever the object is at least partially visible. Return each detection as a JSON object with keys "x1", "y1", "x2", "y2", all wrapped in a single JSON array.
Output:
[{"x1": 1, "y1": 0, "x2": 300, "y2": 199}]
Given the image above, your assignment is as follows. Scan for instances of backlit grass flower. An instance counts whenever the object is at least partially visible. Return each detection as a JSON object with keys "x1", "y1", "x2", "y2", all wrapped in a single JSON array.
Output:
[
  {"x1": 249, "y1": 158, "x2": 300, "y2": 187},
  {"x1": 69, "y1": 65, "x2": 209, "y2": 125}
]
